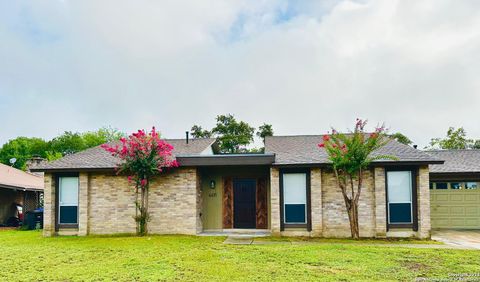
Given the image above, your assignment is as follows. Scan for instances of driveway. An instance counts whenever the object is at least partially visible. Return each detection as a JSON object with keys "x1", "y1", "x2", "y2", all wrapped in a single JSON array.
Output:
[{"x1": 432, "y1": 229, "x2": 480, "y2": 250}]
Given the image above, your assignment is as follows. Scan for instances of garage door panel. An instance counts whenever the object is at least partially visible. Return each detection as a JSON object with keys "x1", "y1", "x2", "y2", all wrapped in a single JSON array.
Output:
[
  {"x1": 450, "y1": 218, "x2": 467, "y2": 226},
  {"x1": 465, "y1": 219, "x2": 479, "y2": 227},
  {"x1": 433, "y1": 206, "x2": 450, "y2": 215},
  {"x1": 431, "y1": 218, "x2": 450, "y2": 228},
  {"x1": 435, "y1": 194, "x2": 449, "y2": 201},
  {"x1": 449, "y1": 195, "x2": 464, "y2": 202},
  {"x1": 465, "y1": 207, "x2": 478, "y2": 215},
  {"x1": 465, "y1": 195, "x2": 479, "y2": 201},
  {"x1": 450, "y1": 206, "x2": 465, "y2": 215},
  {"x1": 431, "y1": 188, "x2": 480, "y2": 229}
]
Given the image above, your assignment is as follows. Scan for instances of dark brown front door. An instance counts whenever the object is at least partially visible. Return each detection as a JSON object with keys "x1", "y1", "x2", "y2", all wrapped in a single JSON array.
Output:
[{"x1": 233, "y1": 179, "x2": 256, "y2": 229}]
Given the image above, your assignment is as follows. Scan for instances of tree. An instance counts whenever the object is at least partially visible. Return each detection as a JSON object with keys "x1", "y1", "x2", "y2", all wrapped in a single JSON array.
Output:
[
  {"x1": 256, "y1": 123, "x2": 274, "y2": 143},
  {"x1": 473, "y1": 140, "x2": 480, "y2": 149},
  {"x1": 48, "y1": 131, "x2": 86, "y2": 155},
  {"x1": 0, "y1": 127, "x2": 126, "y2": 169},
  {"x1": 428, "y1": 127, "x2": 473, "y2": 149},
  {"x1": 390, "y1": 132, "x2": 412, "y2": 145},
  {"x1": 0, "y1": 137, "x2": 49, "y2": 169},
  {"x1": 190, "y1": 125, "x2": 212, "y2": 139},
  {"x1": 190, "y1": 114, "x2": 273, "y2": 153},
  {"x1": 102, "y1": 127, "x2": 178, "y2": 236},
  {"x1": 83, "y1": 126, "x2": 125, "y2": 148},
  {"x1": 210, "y1": 114, "x2": 255, "y2": 153},
  {"x1": 48, "y1": 127, "x2": 125, "y2": 156},
  {"x1": 318, "y1": 119, "x2": 396, "y2": 239}
]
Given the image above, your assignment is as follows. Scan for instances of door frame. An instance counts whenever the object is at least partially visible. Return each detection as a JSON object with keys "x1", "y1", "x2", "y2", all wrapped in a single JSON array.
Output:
[
  {"x1": 54, "y1": 172, "x2": 80, "y2": 231},
  {"x1": 222, "y1": 176, "x2": 269, "y2": 230},
  {"x1": 385, "y1": 167, "x2": 418, "y2": 231},
  {"x1": 233, "y1": 178, "x2": 257, "y2": 229}
]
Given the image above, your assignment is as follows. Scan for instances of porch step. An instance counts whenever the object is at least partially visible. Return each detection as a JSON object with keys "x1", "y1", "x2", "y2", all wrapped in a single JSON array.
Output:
[
  {"x1": 200, "y1": 229, "x2": 271, "y2": 237},
  {"x1": 223, "y1": 236, "x2": 254, "y2": 245}
]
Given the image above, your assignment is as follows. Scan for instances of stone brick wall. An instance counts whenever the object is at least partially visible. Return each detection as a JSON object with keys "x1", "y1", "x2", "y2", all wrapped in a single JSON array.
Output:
[
  {"x1": 310, "y1": 168, "x2": 322, "y2": 236},
  {"x1": 417, "y1": 165, "x2": 431, "y2": 239},
  {"x1": 268, "y1": 166, "x2": 430, "y2": 238},
  {"x1": 322, "y1": 169, "x2": 376, "y2": 237},
  {"x1": 270, "y1": 167, "x2": 281, "y2": 235},
  {"x1": 374, "y1": 167, "x2": 387, "y2": 237},
  {"x1": 43, "y1": 173, "x2": 55, "y2": 237},
  {"x1": 44, "y1": 168, "x2": 200, "y2": 236},
  {"x1": 43, "y1": 164, "x2": 431, "y2": 238},
  {"x1": 148, "y1": 168, "x2": 199, "y2": 235},
  {"x1": 78, "y1": 172, "x2": 88, "y2": 236},
  {"x1": 87, "y1": 172, "x2": 136, "y2": 234}
]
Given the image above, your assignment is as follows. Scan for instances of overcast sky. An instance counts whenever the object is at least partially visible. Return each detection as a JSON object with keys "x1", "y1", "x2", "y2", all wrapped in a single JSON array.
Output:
[{"x1": 1, "y1": 0, "x2": 480, "y2": 147}]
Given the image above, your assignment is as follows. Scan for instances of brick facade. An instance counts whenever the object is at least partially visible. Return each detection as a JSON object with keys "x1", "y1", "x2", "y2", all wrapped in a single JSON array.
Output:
[
  {"x1": 269, "y1": 167, "x2": 281, "y2": 235},
  {"x1": 374, "y1": 167, "x2": 387, "y2": 237},
  {"x1": 43, "y1": 173, "x2": 55, "y2": 237},
  {"x1": 44, "y1": 165, "x2": 431, "y2": 238},
  {"x1": 310, "y1": 168, "x2": 322, "y2": 236},
  {"x1": 268, "y1": 166, "x2": 431, "y2": 238},
  {"x1": 417, "y1": 165, "x2": 431, "y2": 239},
  {"x1": 44, "y1": 168, "x2": 200, "y2": 236}
]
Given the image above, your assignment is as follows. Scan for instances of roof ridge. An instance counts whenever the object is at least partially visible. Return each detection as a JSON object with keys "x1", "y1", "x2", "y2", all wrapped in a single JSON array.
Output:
[
  {"x1": 266, "y1": 133, "x2": 386, "y2": 138},
  {"x1": 425, "y1": 149, "x2": 480, "y2": 152}
]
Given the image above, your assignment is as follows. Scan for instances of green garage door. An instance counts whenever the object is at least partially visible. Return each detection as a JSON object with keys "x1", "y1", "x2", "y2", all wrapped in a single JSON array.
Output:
[{"x1": 430, "y1": 182, "x2": 480, "y2": 229}]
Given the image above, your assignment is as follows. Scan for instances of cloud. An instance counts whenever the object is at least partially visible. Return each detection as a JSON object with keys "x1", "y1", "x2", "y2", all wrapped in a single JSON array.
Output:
[{"x1": 1, "y1": 0, "x2": 480, "y2": 147}]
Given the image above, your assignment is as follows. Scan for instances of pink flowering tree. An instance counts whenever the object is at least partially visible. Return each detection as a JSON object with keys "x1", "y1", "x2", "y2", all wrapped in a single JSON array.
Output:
[
  {"x1": 102, "y1": 127, "x2": 178, "y2": 236},
  {"x1": 318, "y1": 119, "x2": 396, "y2": 239}
]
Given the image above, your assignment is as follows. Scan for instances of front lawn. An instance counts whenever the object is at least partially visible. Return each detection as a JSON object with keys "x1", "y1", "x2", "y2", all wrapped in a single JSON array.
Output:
[{"x1": 0, "y1": 231, "x2": 478, "y2": 281}]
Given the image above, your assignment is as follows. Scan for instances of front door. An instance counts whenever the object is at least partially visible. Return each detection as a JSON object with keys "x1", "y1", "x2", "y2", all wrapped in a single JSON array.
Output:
[{"x1": 233, "y1": 179, "x2": 256, "y2": 228}]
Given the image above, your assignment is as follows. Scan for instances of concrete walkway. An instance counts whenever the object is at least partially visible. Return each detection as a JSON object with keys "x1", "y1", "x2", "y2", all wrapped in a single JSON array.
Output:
[
  {"x1": 432, "y1": 229, "x2": 480, "y2": 250},
  {"x1": 223, "y1": 233, "x2": 480, "y2": 249}
]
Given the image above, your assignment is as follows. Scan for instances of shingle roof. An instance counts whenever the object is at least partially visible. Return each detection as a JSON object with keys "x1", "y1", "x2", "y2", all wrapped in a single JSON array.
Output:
[
  {"x1": 427, "y1": 150, "x2": 480, "y2": 173},
  {"x1": 265, "y1": 135, "x2": 442, "y2": 165},
  {"x1": 0, "y1": 163, "x2": 43, "y2": 191},
  {"x1": 33, "y1": 138, "x2": 216, "y2": 171}
]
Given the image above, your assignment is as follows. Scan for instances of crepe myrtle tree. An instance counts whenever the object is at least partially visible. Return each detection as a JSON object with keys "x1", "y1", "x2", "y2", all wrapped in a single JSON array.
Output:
[
  {"x1": 318, "y1": 119, "x2": 396, "y2": 239},
  {"x1": 102, "y1": 127, "x2": 178, "y2": 236}
]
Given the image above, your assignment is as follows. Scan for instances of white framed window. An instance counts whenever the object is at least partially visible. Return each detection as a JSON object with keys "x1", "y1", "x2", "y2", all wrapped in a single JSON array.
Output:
[
  {"x1": 282, "y1": 173, "x2": 307, "y2": 224},
  {"x1": 58, "y1": 176, "x2": 79, "y2": 225},
  {"x1": 387, "y1": 171, "x2": 413, "y2": 224},
  {"x1": 465, "y1": 182, "x2": 478, "y2": 190}
]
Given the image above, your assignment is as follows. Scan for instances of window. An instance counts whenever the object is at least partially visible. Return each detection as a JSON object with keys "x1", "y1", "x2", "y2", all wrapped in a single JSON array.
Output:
[
  {"x1": 465, "y1": 182, "x2": 478, "y2": 190},
  {"x1": 435, "y1": 182, "x2": 448, "y2": 190},
  {"x1": 450, "y1": 182, "x2": 462, "y2": 190},
  {"x1": 282, "y1": 173, "x2": 307, "y2": 224},
  {"x1": 58, "y1": 176, "x2": 79, "y2": 225},
  {"x1": 387, "y1": 171, "x2": 413, "y2": 224}
]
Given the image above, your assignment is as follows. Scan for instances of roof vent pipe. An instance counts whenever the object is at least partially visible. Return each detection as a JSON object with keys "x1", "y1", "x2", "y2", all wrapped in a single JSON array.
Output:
[{"x1": 186, "y1": 131, "x2": 189, "y2": 144}]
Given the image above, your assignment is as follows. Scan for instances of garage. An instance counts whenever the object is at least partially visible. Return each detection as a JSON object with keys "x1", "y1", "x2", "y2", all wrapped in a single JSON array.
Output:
[
  {"x1": 428, "y1": 150, "x2": 480, "y2": 229},
  {"x1": 430, "y1": 181, "x2": 480, "y2": 228}
]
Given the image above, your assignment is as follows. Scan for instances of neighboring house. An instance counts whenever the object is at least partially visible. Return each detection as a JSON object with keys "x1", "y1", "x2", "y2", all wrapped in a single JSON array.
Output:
[
  {"x1": 32, "y1": 136, "x2": 443, "y2": 238},
  {"x1": 0, "y1": 163, "x2": 44, "y2": 226},
  {"x1": 428, "y1": 150, "x2": 480, "y2": 229}
]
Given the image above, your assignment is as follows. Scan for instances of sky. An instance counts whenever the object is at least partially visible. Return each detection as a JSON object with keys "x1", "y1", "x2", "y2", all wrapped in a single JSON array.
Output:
[{"x1": 1, "y1": 0, "x2": 480, "y2": 148}]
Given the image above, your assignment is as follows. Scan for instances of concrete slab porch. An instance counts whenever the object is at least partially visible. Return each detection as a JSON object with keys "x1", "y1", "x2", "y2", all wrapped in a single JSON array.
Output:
[{"x1": 432, "y1": 229, "x2": 480, "y2": 250}]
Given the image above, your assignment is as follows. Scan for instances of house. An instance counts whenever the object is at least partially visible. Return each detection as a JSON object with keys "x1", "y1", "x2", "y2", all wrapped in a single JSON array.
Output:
[
  {"x1": 0, "y1": 163, "x2": 44, "y2": 226},
  {"x1": 32, "y1": 136, "x2": 444, "y2": 238},
  {"x1": 427, "y1": 150, "x2": 480, "y2": 229}
]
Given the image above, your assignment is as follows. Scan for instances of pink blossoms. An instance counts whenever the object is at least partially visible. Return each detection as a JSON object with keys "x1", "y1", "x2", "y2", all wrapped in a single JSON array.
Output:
[{"x1": 101, "y1": 127, "x2": 178, "y2": 235}]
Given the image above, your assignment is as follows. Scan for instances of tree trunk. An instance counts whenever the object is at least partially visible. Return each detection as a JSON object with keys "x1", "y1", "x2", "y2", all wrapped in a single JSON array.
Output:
[
  {"x1": 136, "y1": 186, "x2": 149, "y2": 236},
  {"x1": 135, "y1": 186, "x2": 139, "y2": 235},
  {"x1": 346, "y1": 199, "x2": 360, "y2": 239},
  {"x1": 335, "y1": 169, "x2": 361, "y2": 239}
]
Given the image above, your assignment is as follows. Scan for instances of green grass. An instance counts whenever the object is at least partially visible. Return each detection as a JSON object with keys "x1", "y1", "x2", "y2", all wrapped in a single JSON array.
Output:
[
  {"x1": 254, "y1": 236, "x2": 443, "y2": 244},
  {"x1": 0, "y1": 230, "x2": 479, "y2": 281}
]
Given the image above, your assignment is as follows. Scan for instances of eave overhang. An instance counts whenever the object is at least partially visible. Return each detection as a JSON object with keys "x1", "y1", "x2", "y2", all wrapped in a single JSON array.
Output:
[{"x1": 176, "y1": 154, "x2": 275, "y2": 166}]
